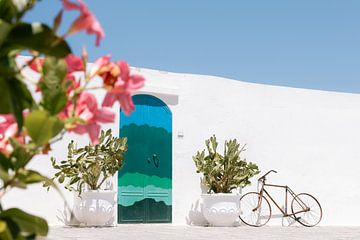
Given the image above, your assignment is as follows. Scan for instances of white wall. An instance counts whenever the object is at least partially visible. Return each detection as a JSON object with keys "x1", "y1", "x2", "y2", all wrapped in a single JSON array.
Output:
[{"x1": 3, "y1": 65, "x2": 360, "y2": 226}]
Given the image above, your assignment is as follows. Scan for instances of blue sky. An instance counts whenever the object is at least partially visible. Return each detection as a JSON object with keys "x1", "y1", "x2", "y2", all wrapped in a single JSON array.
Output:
[{"x1": 25, "y1": 0, "x2": 360, "y2": 93}]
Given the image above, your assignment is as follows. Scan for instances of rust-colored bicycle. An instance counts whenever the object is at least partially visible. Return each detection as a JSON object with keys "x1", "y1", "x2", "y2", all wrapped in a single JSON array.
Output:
[{"x1": 239, "y1": 170, "x2": 322, "y2": 227}]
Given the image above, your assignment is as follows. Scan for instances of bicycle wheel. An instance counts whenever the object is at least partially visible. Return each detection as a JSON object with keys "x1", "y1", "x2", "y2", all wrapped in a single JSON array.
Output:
[
  {"x1": 291, "y1": 193, "x2": 322, "y2": 227},
  {"x1": 239, "y1": 192, "x2": 272, "y2": 227}
]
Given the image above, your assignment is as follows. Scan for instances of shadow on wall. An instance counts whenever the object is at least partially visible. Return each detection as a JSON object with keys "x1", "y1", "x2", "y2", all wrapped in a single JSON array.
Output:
[
  {"x1": 186, "y1": 199, "x2": 208, "y2": 226},
  {"x1": 56, "y1": 202, "x2": 80, "y2": 226},
  {"x1": 185, "y1": 178, "x2": 208, "y2": 226}
]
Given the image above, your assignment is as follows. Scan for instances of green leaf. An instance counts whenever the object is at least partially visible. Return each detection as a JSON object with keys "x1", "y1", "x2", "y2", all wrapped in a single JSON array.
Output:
[
  {"x1": 3, "y1": 218, "x2": 21, "y2": 240},
  {"x1": 0, "y1": 153, "x2": 11, "y2": 181},
  {"x1": 69, "y1": 176, "x2": 79, "y2": 185},
  {"x1": 6, "y1": 22, "x2": 71, "y2": 58},
  {"x1": 51, "y1": 129, "x2": 127, "y2": 193},
  {"x1": 43, "y1": 90, "x2": 67, "y2": 115},
  {"x1": 13, "y1": 169, "x2": 55, "y2": 190},
  {"x1": 16, "y1": 169, "x2": 48, "y2": 185},
  {"x1": 193, "y1": 135, "x2": 259, "y2": 193},
  {"x1": 0, "y1": 0, "x2": 17, "y2": 23},
  {"x1": 0, "y1": 168, "x2": 10, "y2": 182},
  {"x1": 40, "y1": 57, "x2": 67, "y2": 115},
  {"x1": 0, "y1": 152, "x2": 13, "y2": 170},
  {"x1": 58, "y1": 174, "x2": 64, "y2": 183},
  {"x1": 0, "y1": 208, "x2": 48, "y2": 237},
  {"x1": 42, "y1": 57, "x2": 67, "y2": 88},
  {"x1": 0, "y1": 220, "x2": 12, "y2": 240},
  {"x1": 24, "y1": 110, "x2": 64, "y2": 145},
  {"x1": 0, "y1": 52, "x2": 18, "y2": 77},
  {"x1": 0, "y1": 19, "x2": 11, "y2": 47},
  {"x1": 9, "y1": 137, "x2": 31, "y2": 170},
  {"x1": 0, "y1": 76, "x2": 34, "y2": 131}
]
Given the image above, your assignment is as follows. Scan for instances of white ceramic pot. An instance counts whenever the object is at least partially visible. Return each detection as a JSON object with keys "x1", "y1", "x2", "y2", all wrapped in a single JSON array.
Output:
[
  {"x1": 73, "y1": 190, "x2": 116, "y2": 226},
  {"x1": 201, "y1": 193, "x2": 241, "y2": 227}
]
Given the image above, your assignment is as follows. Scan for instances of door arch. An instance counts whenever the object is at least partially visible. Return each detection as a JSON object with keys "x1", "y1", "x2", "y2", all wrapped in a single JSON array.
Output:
[{"x1": 118, "y1": 94, "x2": 172, "y2": 223}]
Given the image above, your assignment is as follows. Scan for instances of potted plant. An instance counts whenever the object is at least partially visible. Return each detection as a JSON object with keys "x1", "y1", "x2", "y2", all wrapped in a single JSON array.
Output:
[
  {"x1": 193, "y1": 135, "x2": 260, "y2": 226},
  {"x1": 50, "y1": 129, "x2": 128, "y2": 226}
]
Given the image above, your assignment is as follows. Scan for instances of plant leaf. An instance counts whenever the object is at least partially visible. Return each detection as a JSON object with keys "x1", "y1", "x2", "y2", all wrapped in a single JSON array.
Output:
[
  {"x1": 40, "y1": 57, "x2": 67, "y2": 115},
  {"x1": 0, "y1": 152, "x2": 13, "y2": 171},
  {"x1": 0, "y1": 168, "x2": 10, "y2": 182},
  {"x1": 0, "y1": 76, "x2": 34, "y2": 131},
  {"x1": 0, "y1": 19, "x2": 11, "y2": 48},
  {"x1": 24, "y1": 110, "x2": 64, "y2": 146},
  {"x1": 16, "y1": 169, "x2": 48, "y2": 185},
  {"x1": 0, "y1": 0, "x2": 17, "y2": 23},
  {"x1": 0, "y1": 208, "x2": 48, "y2": 237},
  {"x1": 6, "y1": 22, "x2": 71, "y2": 58},
  {"x1": 0, "y1": 220, "x2": 12, "y2": 240},
  {"x1": 8, "y1": 137, "x2": 33, "y2": 171}
]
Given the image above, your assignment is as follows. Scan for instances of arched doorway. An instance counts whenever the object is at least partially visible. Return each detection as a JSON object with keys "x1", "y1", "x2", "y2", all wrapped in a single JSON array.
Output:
[{"x1": 118, "y1": 94, "x2": 172, "y2": 223}]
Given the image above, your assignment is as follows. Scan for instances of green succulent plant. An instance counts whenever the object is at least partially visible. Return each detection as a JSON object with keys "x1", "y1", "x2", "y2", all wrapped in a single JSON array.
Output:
[
  {"x1": 49, "y1": 129, "x2": 127, "y2": 194},
  {"x1": 193, "y1": 135, "x2": 260, "y2": 193}
]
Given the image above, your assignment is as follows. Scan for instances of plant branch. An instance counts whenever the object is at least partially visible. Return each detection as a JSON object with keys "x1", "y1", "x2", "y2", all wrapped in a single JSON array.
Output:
[
  {"x1": 85, "y1": 86, "x2": 103, "y2": 91},
  {"x1": 0, "y1": 185, "x2": 10, "y2": 199},
  {"x1": 49, "y1": 130, "x2": 67, "y2": 145},
  {"x1": 96, "y1": 175, "x2": 108, "y2": 190},
  {"x1": 19, "y1": 54, "x2": 39, "y2": 72}
]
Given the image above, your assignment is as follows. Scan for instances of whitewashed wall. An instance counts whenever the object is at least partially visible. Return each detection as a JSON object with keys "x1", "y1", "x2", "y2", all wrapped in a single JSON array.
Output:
[{"x1": 3, "y1": 64, "x2": 360, "y2": 226}]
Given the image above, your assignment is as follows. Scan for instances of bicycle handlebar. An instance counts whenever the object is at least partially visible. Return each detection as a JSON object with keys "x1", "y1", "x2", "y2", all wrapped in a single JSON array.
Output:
[{"x1": 258, "y1": 169, "x2": 277, "y2": 181}]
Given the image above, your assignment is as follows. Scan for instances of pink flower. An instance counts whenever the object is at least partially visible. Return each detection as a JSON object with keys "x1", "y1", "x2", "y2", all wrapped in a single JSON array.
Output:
[
  {"x1": 64, "y1": 54, "x2": 83, "y2": 94},
  {"x1": 0, "y1": 114, "x2": 24, "y2": 156},
  {"x1": 28, "y1": 58, "x2": 44, "y2": 72},
  {"x1": 102, "y1": 61, "x2": 145, "y2": 115},
  {"x1": 88, "y1": 56, "x2": 145, "y2": 115},
  {"x1": 65, "y1": 54, "x2": 84, "y2": 73},
  {"x1": 62, "y1": 0, "x2": 105, "y2": 46},
  {"x1": 101, "y1": 62, "x2": 121, "y2": 89},
  {"x1": 103, "y1": 93, "x2": 135, "y2": 116},
  {"x1": 89, "y1": 55, "x2": 111, "y2": 78},
  {"x1": 59, "y1": 92, "x2": 115, "y2": 144}
]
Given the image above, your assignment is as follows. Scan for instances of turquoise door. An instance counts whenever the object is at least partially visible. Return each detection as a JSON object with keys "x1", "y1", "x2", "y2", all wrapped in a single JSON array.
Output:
[{"x1": 118, "y1": 94, "x2": 172, "y2": 223}]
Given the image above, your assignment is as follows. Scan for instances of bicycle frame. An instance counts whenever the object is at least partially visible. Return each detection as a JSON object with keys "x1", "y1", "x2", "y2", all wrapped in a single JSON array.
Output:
[
  {"x1": 257, "y1": 182, "x2": 310, "y2": 218},
  {"x1": 239, "y1": 170, "x2": 322, "y2": 227}
]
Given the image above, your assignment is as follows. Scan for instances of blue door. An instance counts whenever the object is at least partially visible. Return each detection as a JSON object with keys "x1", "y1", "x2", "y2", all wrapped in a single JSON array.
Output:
[{"x1": 118, "y1": 94, "x2": 172, "y2": 223}]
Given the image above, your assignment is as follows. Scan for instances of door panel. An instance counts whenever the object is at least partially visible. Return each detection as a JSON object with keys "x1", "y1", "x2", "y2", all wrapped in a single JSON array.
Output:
[{"x1": 118, "y1": 94, "x2": 172, "y2": 223}]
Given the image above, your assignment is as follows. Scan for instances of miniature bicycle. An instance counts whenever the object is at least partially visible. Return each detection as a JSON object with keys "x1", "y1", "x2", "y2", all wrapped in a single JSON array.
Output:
[{"x1": 239, "y1": 170, "x2": 322, "y2": 227}]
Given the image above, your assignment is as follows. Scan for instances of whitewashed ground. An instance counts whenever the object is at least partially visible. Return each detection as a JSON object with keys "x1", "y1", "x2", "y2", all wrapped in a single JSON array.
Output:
[{"x1": 45, "y1": 225, "x2": 360, "y2": 240}]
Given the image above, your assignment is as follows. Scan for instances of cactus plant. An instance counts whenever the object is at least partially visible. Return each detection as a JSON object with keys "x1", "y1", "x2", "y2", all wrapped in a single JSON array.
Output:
[
  {"x1": 193, "y1": 135, "x2": 259, "y2": 193},
  {"x1": 49, "y1": 129, "x2": 128, "y2": 194}
]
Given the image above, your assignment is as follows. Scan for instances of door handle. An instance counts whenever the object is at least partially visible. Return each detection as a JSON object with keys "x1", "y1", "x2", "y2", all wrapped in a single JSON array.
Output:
[{"x1": 152, "y1": 154, "x2": 160, "y2": 168}]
